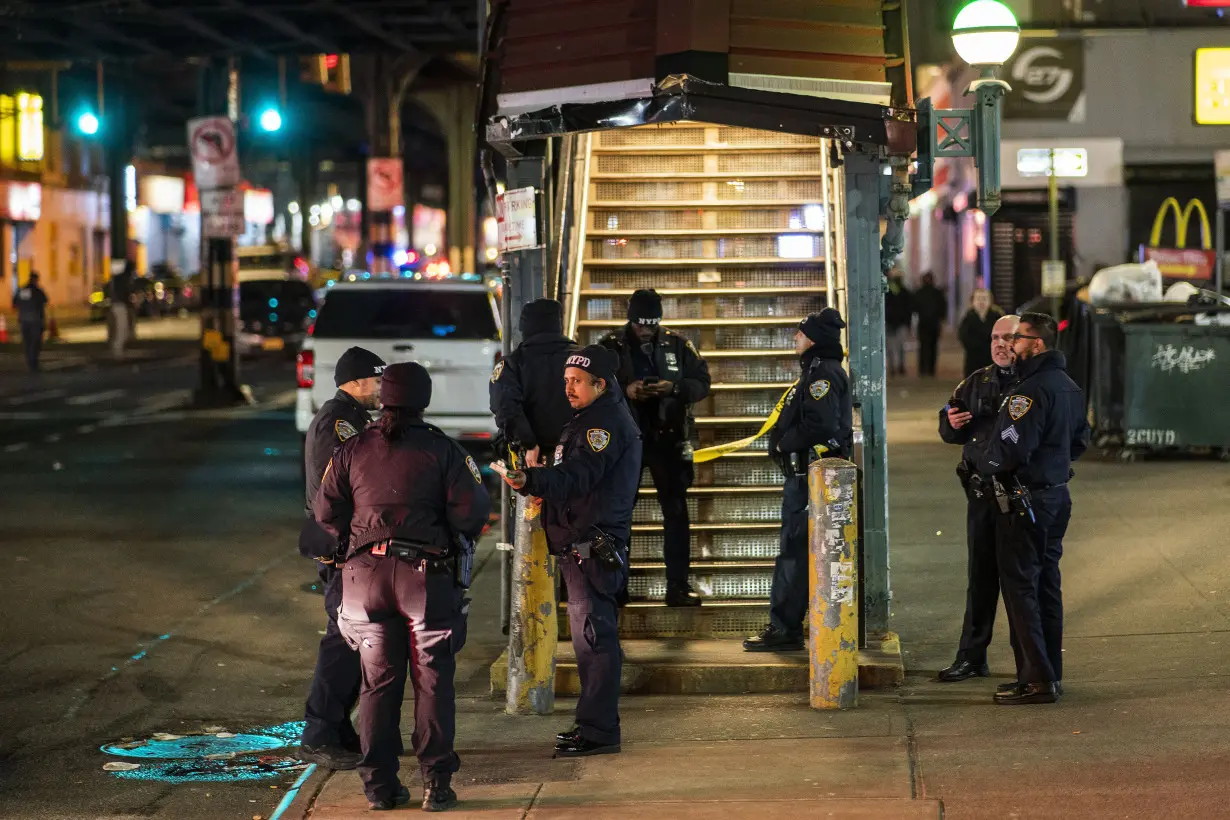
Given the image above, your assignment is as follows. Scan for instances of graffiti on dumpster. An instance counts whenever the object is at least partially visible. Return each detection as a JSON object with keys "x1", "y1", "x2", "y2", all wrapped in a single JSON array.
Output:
[
  {"x1": 1151, "y1": 344, "x2": 1216, "y2": 374},
  {"x1": 1126, "y1": 429, "x2": 1177, "y2": 447}
]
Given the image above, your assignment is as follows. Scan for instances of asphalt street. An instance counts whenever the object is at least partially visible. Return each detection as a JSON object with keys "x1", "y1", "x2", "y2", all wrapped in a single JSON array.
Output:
[{"x1": 0, "y1": 346, "x2": 350, "y2": 819}]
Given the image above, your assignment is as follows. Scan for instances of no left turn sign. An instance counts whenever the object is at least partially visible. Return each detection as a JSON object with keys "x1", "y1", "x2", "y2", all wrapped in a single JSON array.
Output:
[{"x1": 187, "y1": 116, "x2": 240, "y2": 190}]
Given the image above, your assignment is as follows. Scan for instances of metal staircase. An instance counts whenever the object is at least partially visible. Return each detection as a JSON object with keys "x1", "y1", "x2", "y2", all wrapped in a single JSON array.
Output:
[{"x1": 565, "y1": 123, "x2": 832, "y2": 638}]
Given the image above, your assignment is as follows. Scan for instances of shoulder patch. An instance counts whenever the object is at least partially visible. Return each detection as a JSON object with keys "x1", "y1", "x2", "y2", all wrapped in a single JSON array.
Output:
[
  {"x1": 587, "y1": 428, "x2": 611, "y2": 452},
  {"x1": 809, "y1": 379, "x2": 831, "y2": 400},
  {"x1": 335, "y1": 419, "x2": 359, "y2": 441},
  {"x1": 490, "y1": 359, "x2": 505, "y2": 383},
  {"x1": 1007, "y1": 395, "x2": 1033, "y2": 421},
  {"x1": 684, "y1": 337, "x2": 699, "y2": 355},
  {"x1": 465, "y1": 455, "x2": 483, "y2": 484}
]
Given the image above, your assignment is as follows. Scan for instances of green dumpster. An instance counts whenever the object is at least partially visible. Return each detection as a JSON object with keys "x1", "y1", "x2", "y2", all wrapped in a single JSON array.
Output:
[{"x1": 1122, "y1": 324, "x2": 1230, "y2": 453}]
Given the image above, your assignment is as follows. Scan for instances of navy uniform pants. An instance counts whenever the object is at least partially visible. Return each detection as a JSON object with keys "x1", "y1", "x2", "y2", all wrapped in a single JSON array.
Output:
[
  {"x1": 996, "y1": 486, "x2": 1070, "y2": 684},
  {"x1": 562, "y1": 551, "x2": 626, "y2": 745},
  {"x1": 956, "y1": 499, "x2": 1001, "y2": 666},
  {"x1": 640, "y1": 441, "x2": 694, "y2": 585},
  {"x1": 20, "y1": 320, "x2": 42, "y2": 372},
  {"x1": 301, "y1": 562, "x2": 362, "y2": 750},
  {"x1": 769, "y1": 474, "x2": 809, "y2": 637},
  {"x1": 339, "y1": 552, "x2": 467, "y2": 804}
]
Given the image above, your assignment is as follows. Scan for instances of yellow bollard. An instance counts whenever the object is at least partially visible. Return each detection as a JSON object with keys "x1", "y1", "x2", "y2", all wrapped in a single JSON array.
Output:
[
  {"x1": 505, "y1": 494, "x2": 558, "y2": 714},
  {"x1": 808, "y1": 458, "x2": 859, "y2": 709}
]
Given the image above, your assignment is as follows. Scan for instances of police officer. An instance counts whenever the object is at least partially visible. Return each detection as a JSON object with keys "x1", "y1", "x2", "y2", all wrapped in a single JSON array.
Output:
[
  {"x1": 977, "y1": 312, "x2": 1089, "y2": 705},
  {"x1": 498, "y1": 345, "x2": 641, "y2": 757},
  {"x1": 936, "y1": 314, "x2": 1019, "y2": 683},
  {"x1": 600, "y1": 288, "x2": 710, "y2": 606},
  {"x1": 316, "y1": 362, "x2": 491, "y2": 811},
  {"x1": 15, "y1": 272, "x2": 49, "y2": 372},
  {"x1": 297, "y1": 346, "x2": 386, "y2": 770},
  {"x1": 744, "y1": 308, "x2": 853, "y2": 652},
  {"x1": 490, "y1": 298, "x2": 578, "y2": 466}
]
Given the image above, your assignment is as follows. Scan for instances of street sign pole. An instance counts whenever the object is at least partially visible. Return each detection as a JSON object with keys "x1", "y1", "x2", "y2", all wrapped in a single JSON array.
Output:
[{"x1": 1048, "y1": 148, "x2": 1062, "y2": 319}]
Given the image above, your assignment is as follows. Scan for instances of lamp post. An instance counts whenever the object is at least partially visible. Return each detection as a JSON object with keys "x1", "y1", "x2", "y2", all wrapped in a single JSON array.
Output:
[{"x1": 914, "y1": 0, "x2": 1020, "y2": 217}]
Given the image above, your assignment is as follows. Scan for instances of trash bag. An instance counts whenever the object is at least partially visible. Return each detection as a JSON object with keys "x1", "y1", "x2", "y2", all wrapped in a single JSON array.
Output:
[{"x1": 1087, "y1": 260, "x2": 1163, "y2": 305}]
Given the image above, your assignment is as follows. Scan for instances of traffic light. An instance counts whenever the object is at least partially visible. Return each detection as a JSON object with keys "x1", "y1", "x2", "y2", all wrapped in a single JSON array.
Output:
[
  {"x1": 75, "y1": 109, "x2": 100, "y2": 136},
  {"x1": 258, "y1": 106, "x2": 283, "y2": 132},
  {"x1": 299, "y1": 54, "x2": 351, "y2": 95}
]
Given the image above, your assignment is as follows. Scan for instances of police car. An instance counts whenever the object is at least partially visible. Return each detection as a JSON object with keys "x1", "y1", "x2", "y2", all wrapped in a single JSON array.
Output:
[{"x1": 295, "y1": 279, "x2": 502, "y2": 443}]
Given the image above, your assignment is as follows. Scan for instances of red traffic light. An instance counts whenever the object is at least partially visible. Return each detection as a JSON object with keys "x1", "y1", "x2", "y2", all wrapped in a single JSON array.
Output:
[{"x1": 325, "y1": 54, "x2": 340, "y2": 70}]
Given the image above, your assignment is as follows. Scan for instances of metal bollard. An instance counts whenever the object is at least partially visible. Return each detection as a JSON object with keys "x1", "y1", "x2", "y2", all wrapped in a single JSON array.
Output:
[
  {"x1": 808, "y1": 458, "x2": 859, "y2": 709},
  {"x1": 505, "y1": 494, "x2": 558, "y2": 715}
]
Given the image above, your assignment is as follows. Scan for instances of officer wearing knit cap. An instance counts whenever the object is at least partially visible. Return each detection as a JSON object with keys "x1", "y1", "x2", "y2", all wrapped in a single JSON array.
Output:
[
  {"x1": 297, "y1": 345, "x2": 386, "y2": 772},
  {"x1": 490, "y1": 298, "x2": 578, "y2": 467},
  {"x1": 744, "y1": 308, "x2": 853, "y2": 653},
  {"x1": 317, "y1": 360, "x2": 490, "y2": 811},
  {"x1": 599, "y1": 288, "x2": 710, "y2": 607},
  {"x1": 498, "y1": 343, "x2": 641, "y2": 758}
]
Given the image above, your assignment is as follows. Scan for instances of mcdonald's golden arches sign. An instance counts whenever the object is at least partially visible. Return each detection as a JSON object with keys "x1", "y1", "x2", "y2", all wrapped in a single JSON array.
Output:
[{"x1": 1139, "y1": 197, "x2": 1215, "y2": 282}]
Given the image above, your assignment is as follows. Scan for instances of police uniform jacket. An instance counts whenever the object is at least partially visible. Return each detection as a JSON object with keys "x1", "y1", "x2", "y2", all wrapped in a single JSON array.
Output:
[
  {"x1": 298, "y1": 390, "x2": 373, "y2": 559},
  {"x1": 16, "y1": 283, "x2": 48, "y2": 325},
  {"x1": 519, "y1": 389, "x2": 643, "y2": 551},
  {"x1": 770, "y1": 349, "x2": 853, "y2": 462},
  {"x1": 489, "y1": 332, "x2": 578, "y2": 452},
  {"x1": 976, "y1": 350, "x2": 1090, "y2": 487},
  {"x1": 315, "y1": 420, "x2": 491, "y2": 559},
  {"x1": 599, "y1": 325, "x2": 710, "y2": 439},
  {"x1": 939, "y1": 364, "x2": 1018, "y2": 465}
]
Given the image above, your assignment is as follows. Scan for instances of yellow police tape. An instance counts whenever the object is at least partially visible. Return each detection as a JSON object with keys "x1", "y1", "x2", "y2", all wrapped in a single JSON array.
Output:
[{"x1": 691, "y1": 382, "x2": 828, "y2": 464}]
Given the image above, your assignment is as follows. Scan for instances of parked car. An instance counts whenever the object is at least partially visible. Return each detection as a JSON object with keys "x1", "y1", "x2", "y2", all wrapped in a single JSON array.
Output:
[
  {"x1": 295, "y1": 279, "x2": 502, "y2": 444},
  {"x1": 237, "y1": 276, "x2": 317, "y2": 358}
]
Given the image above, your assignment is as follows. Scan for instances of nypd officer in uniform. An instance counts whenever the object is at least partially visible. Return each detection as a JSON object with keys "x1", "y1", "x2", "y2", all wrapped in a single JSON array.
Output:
[
  {"x1": 490, "y1": 298, "x2": 578, "y2": 466},
  {"x1": 977, "y1": 312, "x2": 1089, "y2": 705},
  {"x1": 744, "y1": 308, "x2": 852, "y2": 652},
  {"x1": 935, "y1": 314, "x2": 1020, "y2": 683},
  {"x1": 316, "y1": 362, "x2": 491, "y2": 811},
  {"x1": 600, "y1": 288, "x2": 710, "y2": 606},
  {"x1": 498, "y1": 345, "x2": 641, "y2": 757},
  {"x1": 298, "y1": 346, "x2": 386, "y2": 770}
]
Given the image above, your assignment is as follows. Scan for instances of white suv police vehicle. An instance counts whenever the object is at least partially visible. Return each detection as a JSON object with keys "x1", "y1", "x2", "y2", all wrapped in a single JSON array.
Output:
[{"x1": 295, "y1": 280, "x2": 502, "y2": 443}]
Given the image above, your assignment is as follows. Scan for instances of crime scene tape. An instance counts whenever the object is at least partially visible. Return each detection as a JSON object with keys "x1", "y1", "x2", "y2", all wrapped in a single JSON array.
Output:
[{"x1": 692, "y1": 383, "x2": 795, "y2": 464}]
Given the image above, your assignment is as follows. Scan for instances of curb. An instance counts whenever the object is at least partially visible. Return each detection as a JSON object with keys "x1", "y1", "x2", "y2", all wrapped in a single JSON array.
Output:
[{"x1": 268, "y1": 763, "x2": 331, "y2": 820}]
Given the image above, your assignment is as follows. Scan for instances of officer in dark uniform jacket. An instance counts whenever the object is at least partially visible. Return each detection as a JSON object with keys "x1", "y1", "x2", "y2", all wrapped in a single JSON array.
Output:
[
  {"x1": 15, "y1": 272, "x2": 49, "y2": 372},
  {"x1": 977, "y1": 312, "x2": 1089, "y2": 706},
  {"x1": 490, "y1": 298, "x2": 578, "y2": 466},
  {"x1": 599, "y1": 289, "x2": 710, "y2": 606},
  {"x1": 499, "y1": 345, "x2": 642, "y2": 757},
  {"x1": 745, "y1": 308, "x2": 853, "y2": 652},
  {"x1": 297, "y1": 346, "x2": 385, "y2": 770},
  {"x1": 316, "y1": 362, "x2": 491, "y2": 811},
  {"x1": 936, "y1": 315, "x2": 1019, "y2": 683}
]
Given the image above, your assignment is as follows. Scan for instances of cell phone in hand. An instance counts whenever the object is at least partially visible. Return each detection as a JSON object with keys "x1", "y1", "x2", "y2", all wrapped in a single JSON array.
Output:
[
  {"x1": 949, "y1": 398, "x2": 969, "y2": 415},
  {"x1": 489, "y1": 460, "x2": 509, "y2": 478}
]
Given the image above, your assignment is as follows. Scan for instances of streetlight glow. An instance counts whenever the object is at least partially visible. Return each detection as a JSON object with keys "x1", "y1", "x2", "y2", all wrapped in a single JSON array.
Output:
[
  {"x1": 258, "y1": 107, "x2": 283, "y2": 132},
  {"x1": 77, "y1": 112, "x2": 100, "y2": 136},
  {"x1": 952, "y1": 0, "x2": 1020, "y2": 67}
]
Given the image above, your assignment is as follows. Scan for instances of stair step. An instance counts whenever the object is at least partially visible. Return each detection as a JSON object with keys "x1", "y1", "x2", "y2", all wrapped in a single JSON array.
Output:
[
  {"x1": 584, "y1": 257, "x2": 823, "y2": 266},
  {"x1": 563, "y1": 600, "x2": 770, "y2": 638}
]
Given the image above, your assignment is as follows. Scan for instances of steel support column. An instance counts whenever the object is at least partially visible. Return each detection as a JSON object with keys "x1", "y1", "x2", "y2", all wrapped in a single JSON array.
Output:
[{"x1": 843, "y1": 153, "x2": 891, "y2": 638}]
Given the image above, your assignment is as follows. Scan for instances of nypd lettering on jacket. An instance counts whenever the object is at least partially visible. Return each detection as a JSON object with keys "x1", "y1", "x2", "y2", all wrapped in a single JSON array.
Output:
[{"x1": 518, "y1": 390, "x2": 643, "y2": 551}]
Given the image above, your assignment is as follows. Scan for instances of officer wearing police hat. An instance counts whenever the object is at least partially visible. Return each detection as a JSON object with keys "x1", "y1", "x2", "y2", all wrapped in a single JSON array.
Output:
[
  {"x1": 316, "y1": 361, "x2": 491, "y2": 811},
  {"x1": 498, "y1": 344, "x2": 641, "y2": 757},
  {"x1": 297, "y1": 345, "x2": 386, "y2": 770},
  {"x1": 744, "y1": 308, "x2": 852, "y2": 652}
]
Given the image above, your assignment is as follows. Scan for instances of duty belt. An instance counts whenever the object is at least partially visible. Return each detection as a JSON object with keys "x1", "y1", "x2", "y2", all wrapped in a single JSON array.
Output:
[{"x1": 360, "y1": 539, "x2": 454, "y2": 574}]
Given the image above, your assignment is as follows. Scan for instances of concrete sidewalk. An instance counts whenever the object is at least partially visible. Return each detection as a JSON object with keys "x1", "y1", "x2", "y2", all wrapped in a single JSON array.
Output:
[
  {"x1": 0, "y1": 316, "x2": 199, "y2": 375},
  {"x1": 289, "y1": 349, "x2": 1230, "y2": 819}
]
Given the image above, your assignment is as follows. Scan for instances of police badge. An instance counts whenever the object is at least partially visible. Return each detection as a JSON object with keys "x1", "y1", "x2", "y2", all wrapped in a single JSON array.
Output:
[
  {"x1": 335, "y1": 420, "x2": 359, "y2": 441},
  {"x1": 490, "y1": 359, "x2": 504, "y2": 383},
  {"x1": 554, "y1": 444, "x2": 564, "y2": 465},
  {"x1": 809, "y1": 380, "x2": 831, "y2": 400},
  {"x1": 1008, "y1": 395, "x2": 1033, "y2": 421},
  {"x1": 587, "y1": 429, "x2": 611, "y2": 452},
  {"x1": 465, "y1": 455, "x2": 483, "y2": 484}
]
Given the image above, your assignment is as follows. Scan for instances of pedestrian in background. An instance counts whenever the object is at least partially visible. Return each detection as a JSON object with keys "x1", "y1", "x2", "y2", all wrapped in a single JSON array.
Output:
[
  {"x1": 499, "y1": 345, "x2": 641, "y2": 757},
  {"x1": 297, "y1": 346, "x2": 386, "y2": 771},
  {"x1": 109, "y1": 261, "x2": 135, "y2": 358},
  {"x1": 913, "y1": 272, "x2": 947, "y2": 377},
  {"x1": 884, "y1": 272, "x2": 913, "y2": 377},
  {"x1": 317, "y1": 362, "x2": 490, "y2": 811},
  {"x1": 958, "y1": 288, "x2": 1004, "y2": 378},
  {"x1": 936, "y1": 314, "x2": 1018, "y2": 683},
  {"x1": 600, "y1": 289, "x2": 710, "y2": 606},
  {"x1": 15, "y1": 271, "x2": 48, "y2": 372}
]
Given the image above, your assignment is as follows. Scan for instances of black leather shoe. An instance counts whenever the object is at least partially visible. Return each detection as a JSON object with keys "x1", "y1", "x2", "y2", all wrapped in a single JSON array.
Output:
[
  {"x1": 555, "y1": 725, "x2": 581, "y2": 744},
  {"x1": 937, "y1": 660, "x2": 990, "y2": 682},
  {"x1": 554, "y1": 736, "x2": 621, "y2": 757},
  {"x1": 665, "y1": 582, "x2": 702, "y2": 607},
  {"x1": 422, "y1": 781, "x2": 458, "y2": 812},
  {"x1": 742, "y1": 625, "x2": 804, "y2": 652},
  {"x1": 297, "y1": 744, "x2": 362, "y2": 770},
  {"x1": 998, "y1": 680, "x2": 1063, "y2": 695},
  {"x1": 994, "y1": 682, "x2": 1058, "y2": 705},
  {"x1": 369, "y1": 784, "x2": 411, "y2": 811}
]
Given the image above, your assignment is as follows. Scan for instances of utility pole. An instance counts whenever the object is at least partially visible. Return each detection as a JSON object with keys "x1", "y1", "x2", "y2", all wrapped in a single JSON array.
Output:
[{"x1": 1048, "y1": 148, "x2": 1061, "y2": 319}]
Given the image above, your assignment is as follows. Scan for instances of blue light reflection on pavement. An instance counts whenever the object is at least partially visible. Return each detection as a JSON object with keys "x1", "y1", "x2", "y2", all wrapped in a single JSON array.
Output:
[{"x1": 101, "y1": 721, "x2": 308, "y2": 783}]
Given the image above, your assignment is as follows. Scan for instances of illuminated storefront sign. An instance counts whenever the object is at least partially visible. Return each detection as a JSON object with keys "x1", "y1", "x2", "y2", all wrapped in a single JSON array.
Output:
[
  {"x1": 16, "y1": 93, "x2": 43, "y2": 162},
  {"x1": 1195, "y1": 48, "x2": 1230, "y2": 125}
]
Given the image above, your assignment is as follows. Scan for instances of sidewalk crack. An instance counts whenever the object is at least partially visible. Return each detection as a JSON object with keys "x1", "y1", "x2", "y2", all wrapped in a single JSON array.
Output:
[{"x1": 520, "y1": 782, "x2": 545, "y2": 819}]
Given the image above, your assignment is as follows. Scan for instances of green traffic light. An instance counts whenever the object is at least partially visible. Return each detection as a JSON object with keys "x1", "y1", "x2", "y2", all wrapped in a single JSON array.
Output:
[
  {"x1": 259, "y1": 107, "x2": 283, "y2": 132},
  {"x1": 77, "y1": 111, "x2": 100, "y2": 136}
]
